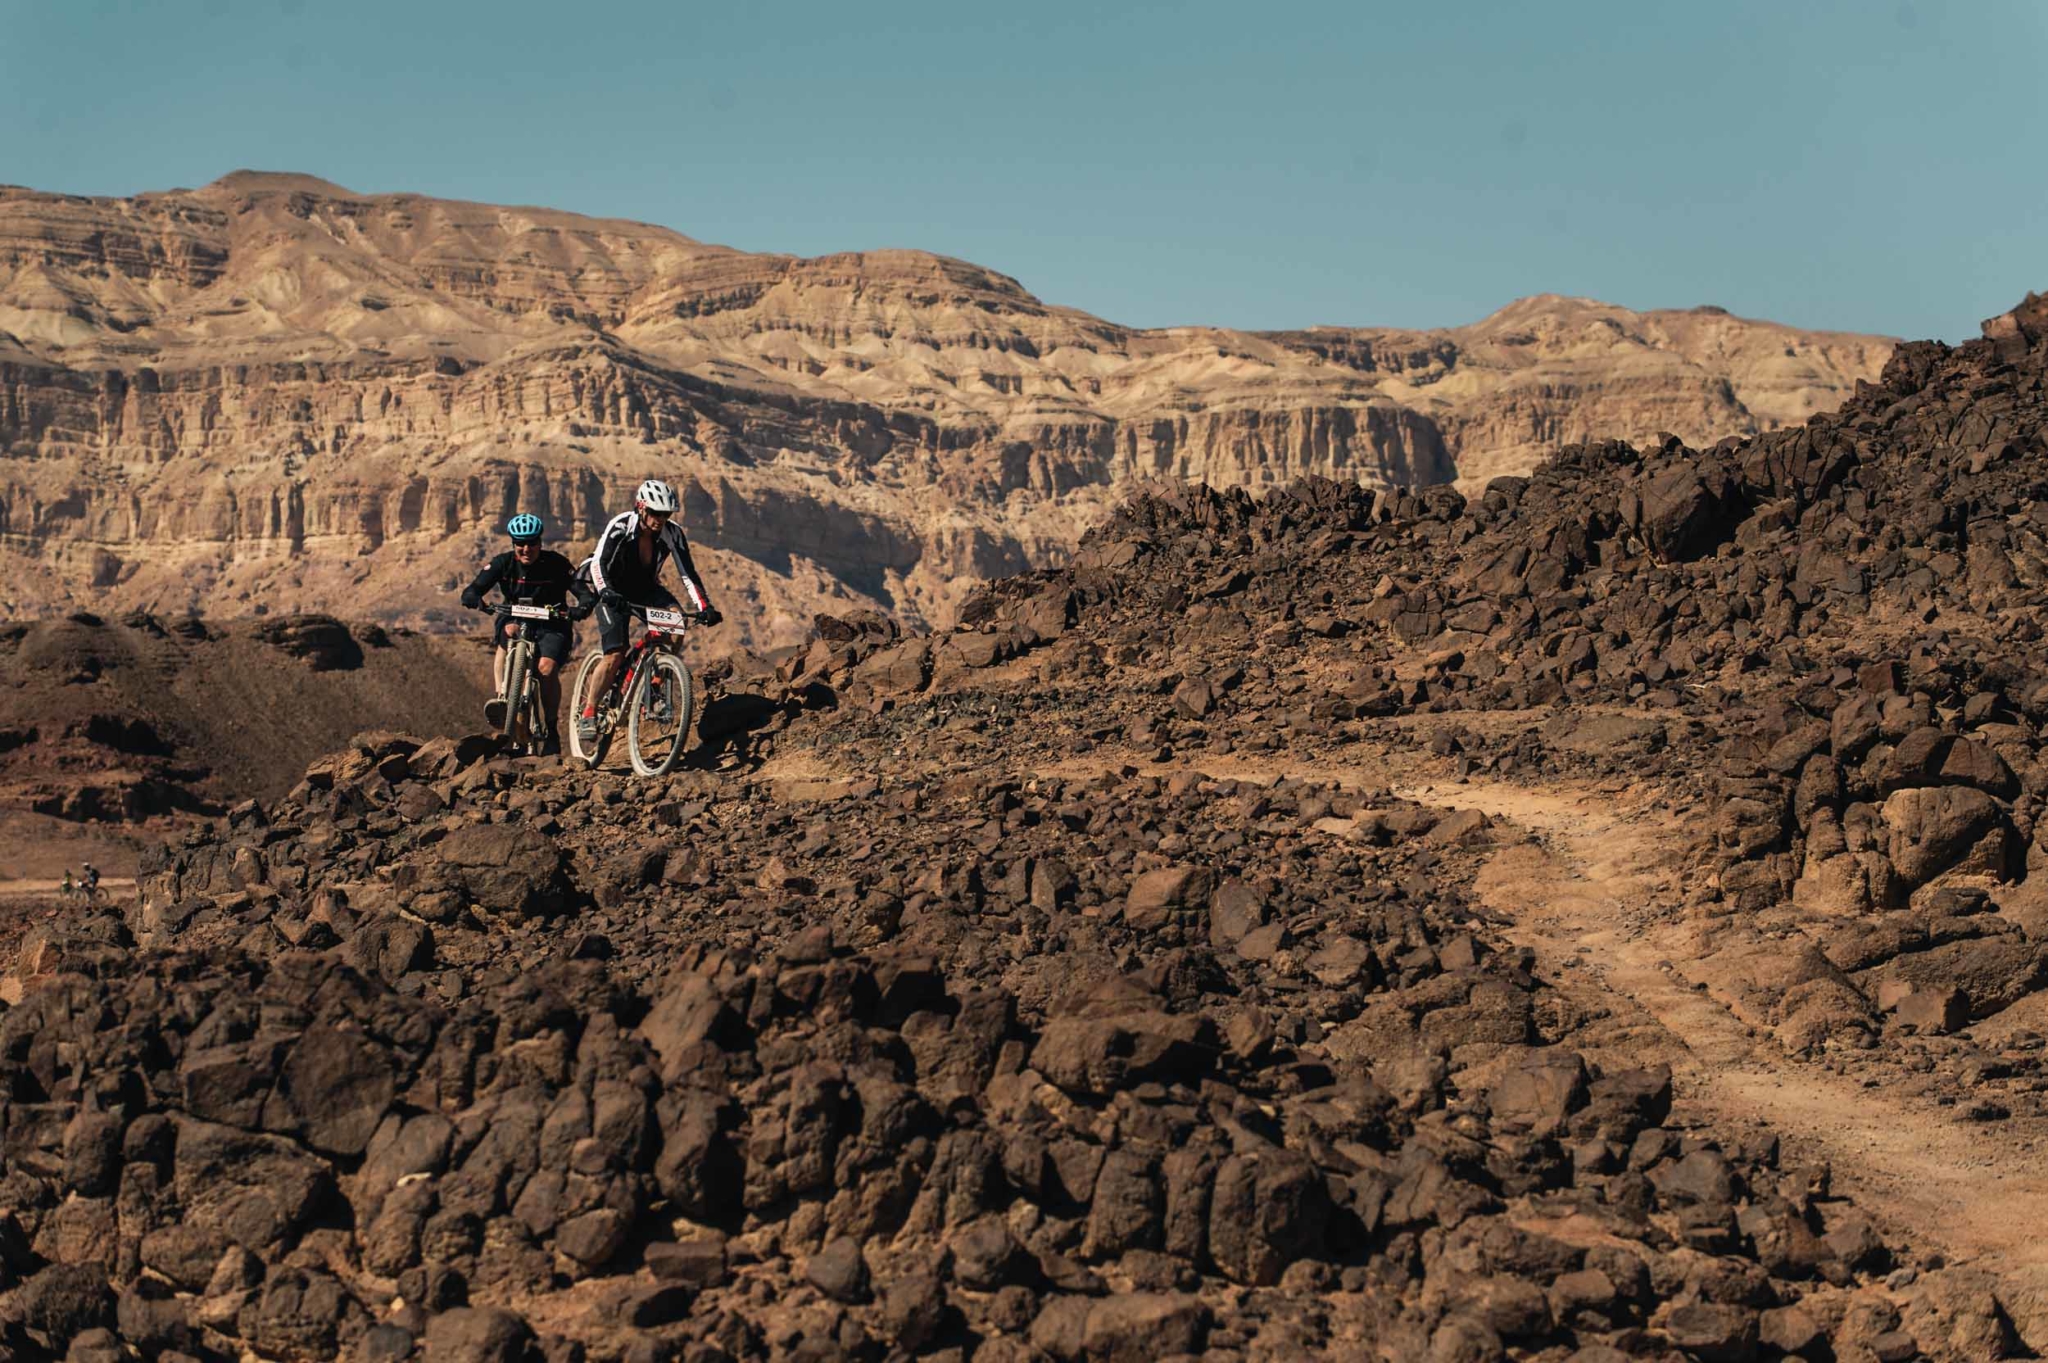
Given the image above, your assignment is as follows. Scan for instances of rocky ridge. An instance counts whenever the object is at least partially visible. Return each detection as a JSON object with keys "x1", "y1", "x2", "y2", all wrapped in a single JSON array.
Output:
[
  {"x1": 0, "y1": 173, "x2": 1891, "y2": 646},
  {"x1": 4, "y1": 292, "x2": 2047, "y2": 1360},
  {"x1": 954, "y1": 289, "x2": 2048, "y2": 1080}
]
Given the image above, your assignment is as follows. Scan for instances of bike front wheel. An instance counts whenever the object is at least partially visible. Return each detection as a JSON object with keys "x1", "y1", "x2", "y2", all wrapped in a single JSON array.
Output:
[
  {"x1": 566, "y1": 651, "x2": 611, "y2": 769},
  {"x1": 628, "y1": 653, "x2": 693, "y2": 777},
  {"x1": 515, "y1": 651, "x2": 551, "y2": 755},
  {"x1": 500, "y1": 639, "x2": 532, "y2": 743}
]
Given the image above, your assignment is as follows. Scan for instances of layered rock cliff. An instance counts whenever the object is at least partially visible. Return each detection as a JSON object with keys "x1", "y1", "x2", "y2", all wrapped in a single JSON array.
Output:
[{"x1": 0, "y1": 172, "x2": 1893, "y2": 645}]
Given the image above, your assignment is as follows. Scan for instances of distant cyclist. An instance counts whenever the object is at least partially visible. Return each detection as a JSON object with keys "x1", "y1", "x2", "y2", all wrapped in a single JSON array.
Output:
[
  {"x1": 575, "y1": 479, "x2": 721, "y2": 746},
  {"x1": 61, "y1": 869, "x2": 75, "y2": 900},
  {"x1": 461, "y1": 514, "x2": 595, "y2": 749},
  {"x1": 81, "y1": 863, "x2": 100, "y2": 903}
]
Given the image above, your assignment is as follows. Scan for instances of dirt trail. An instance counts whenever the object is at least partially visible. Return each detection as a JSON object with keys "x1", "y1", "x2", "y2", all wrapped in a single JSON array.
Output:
[
  {"x1": 800, "y1": 739, "x2": 2048, "y2": 1333},
  {"x1": 1395, "y1": 772, "x2": 2048, "y2": 1344},
  {"x1": 0, "y1": 878, "x2": 136, "y2": 898}
]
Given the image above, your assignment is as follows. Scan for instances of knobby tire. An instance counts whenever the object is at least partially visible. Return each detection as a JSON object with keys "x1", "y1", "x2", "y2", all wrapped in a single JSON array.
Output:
[
  {"x1": 500, "y1": 640, "x2": 531, "y2": 744},
  {"x1": 628, "y1": 653, "x2": 693, "y2": 777},
  {"x1": 567, "y1": 650, "x2": 611, "y2": 769}
]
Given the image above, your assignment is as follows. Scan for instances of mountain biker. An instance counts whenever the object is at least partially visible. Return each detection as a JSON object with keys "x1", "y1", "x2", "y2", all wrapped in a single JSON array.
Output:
[
  {"x1": 81, "y1": 863, "x2": 100, "y2": 902},
  {"x1": 460, "y1": 513, "x2": 595, "y2": 749},
  {"x1": 575, "y1": 478, "x2": 721, "y2": 746}
]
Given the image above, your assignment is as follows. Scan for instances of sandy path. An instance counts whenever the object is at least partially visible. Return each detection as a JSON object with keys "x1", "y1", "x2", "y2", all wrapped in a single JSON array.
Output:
[{"x1": 0, "y1": 878, "x2": 135, "y2": 898}]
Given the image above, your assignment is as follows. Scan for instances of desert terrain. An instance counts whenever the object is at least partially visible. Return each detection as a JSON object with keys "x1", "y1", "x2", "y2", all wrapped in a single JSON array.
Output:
[
  {"x1": 0, "y1": 173, "x2": 1893, "y2": 648},
  {"x1": 0, "y1": 611, "x2": 487, "y2": 886},
  {"x1": 0, "y1": 285, "x2": 2044, "y2": 1362}
]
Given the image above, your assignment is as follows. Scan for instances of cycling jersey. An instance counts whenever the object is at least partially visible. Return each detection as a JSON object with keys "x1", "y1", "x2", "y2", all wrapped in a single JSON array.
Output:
[
  {"x1": 581, "y1": 511, "x2": 714, "y2": 612},
  {"x1": 592, "y1": 584, "x2": 678, "y2": 655},
  {"x1": 461, "y1": 549, "x2": 593, "y2": 612}
]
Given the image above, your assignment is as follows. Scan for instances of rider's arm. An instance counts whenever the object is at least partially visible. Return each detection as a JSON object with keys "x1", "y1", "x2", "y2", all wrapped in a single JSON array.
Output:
[
  {"x1": 665, "y1": 526, "x2": 714, "y2": 613},
  {"x1": 565, "y1": 564, "x2": 598, "y2": 616},
  {"x1": 586, "y1": 512, "x2": 633, "y2": 596},
  {"x1": 460, "y1": 554, "x2": 508, "y2": 610}
]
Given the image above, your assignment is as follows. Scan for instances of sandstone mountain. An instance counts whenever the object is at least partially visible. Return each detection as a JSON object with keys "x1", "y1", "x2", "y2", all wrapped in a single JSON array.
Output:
[{"x1": 0, "y1": 172, "x2": 1893, "y2": 646}]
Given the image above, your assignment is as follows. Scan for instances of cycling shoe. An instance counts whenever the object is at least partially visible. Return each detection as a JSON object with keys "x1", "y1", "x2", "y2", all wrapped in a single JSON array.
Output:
[
  {"x1": 484, "y1": 697, "x2": 508, "y2": 728},
  {"x1": 576, "y1": 715, "x2": 598, "y2": 745}
]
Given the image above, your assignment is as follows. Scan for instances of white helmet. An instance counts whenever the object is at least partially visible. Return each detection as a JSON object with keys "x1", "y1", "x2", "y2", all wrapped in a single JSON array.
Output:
[{"x1": 635, "y1": 478, "x2": 678, "y2": 513}]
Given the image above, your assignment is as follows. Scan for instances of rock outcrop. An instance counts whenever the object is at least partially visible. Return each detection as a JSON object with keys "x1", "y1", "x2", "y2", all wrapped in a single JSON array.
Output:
[{"x1": 0, "y1": 174, "x2": 1891, "y2": 646}]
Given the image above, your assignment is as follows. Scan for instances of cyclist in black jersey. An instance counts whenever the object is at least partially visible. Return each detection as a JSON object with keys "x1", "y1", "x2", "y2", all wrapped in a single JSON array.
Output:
[
  {"x1": 461, "y1": 513, "x2": 595, "y2": 747},
  {"x1": 574, "y1": 478, "x2": 721, "y2": 745}
]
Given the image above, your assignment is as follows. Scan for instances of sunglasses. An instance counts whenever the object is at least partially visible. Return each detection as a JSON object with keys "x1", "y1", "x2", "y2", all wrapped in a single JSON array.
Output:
[{"x1": 511, "y1": 539, "x2": 541, "y2": 549}]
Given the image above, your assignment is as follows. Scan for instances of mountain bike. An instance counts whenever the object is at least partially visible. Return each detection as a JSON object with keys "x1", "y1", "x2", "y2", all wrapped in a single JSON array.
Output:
[
  {"x1": 566, "y1": 601, "x2": 697, "y2": 776},
  {"x1": 483, "y1": 602, "x2": 567, "y2": 757}
]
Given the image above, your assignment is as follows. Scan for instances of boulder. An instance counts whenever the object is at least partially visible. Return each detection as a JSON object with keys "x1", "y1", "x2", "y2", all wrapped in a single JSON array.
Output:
[
  {"x1": 1488, "y1": 1051, "x2": 1588, "y2": 1138},
  {"x1": 435, "y1": 823, "x2": 569, "y2": 916},
  {"x1": 422, "y1": 1306, "x2": 540, "y2": 1363},
  {"x1": 171, "y1": 1119, "x2": 333, "y2": 1257},
  {"x1": 1171, "y1": 676, "x2": 1215, "y2": 718},
  {"x1": 1882, "y1": 786, "x2": 2002, "y2": 885},
  {"x1": 1206, "y1": 1150, "x2": 1330, "y2": 1286},
  {"x1": 856, "y1": 640, "x2": 933, "y2": 696},
  {"x1": 278, "y1": 1022, "x2": 396, "y2": 1157},
  {"x1": 1636, "y1": 465, "x2": 1735, "y2": 561},
  {"x1": 1124, "y1": 865, "x2": 1213, "y2": 931},
  {"x1": 805, "y1": 1237, "x2": 870, "y2": 1304},
  {"x1": 1080, "y1": 1293, "x2": 1211, "y2": 1363},
  {"x1": 1892, "y1": 987, "x2": 1970, "y2": 1035},
  {"x1": 1208, "y1": 878, "x2": 1269, "y2": 947}
]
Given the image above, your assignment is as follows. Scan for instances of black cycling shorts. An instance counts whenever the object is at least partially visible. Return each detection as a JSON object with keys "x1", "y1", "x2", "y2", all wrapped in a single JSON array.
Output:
[
  {"x1": 594, "y1": 586, "x2": 677, "y2": 655},
  {"x1": 491, "y1": 618, "x2": 572, "y2": 665}
]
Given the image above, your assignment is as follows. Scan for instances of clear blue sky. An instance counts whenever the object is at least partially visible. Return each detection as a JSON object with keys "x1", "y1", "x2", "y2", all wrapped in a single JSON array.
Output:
[{"x1": 4, "y1": 0, "x2": 2042, "y2": 341}]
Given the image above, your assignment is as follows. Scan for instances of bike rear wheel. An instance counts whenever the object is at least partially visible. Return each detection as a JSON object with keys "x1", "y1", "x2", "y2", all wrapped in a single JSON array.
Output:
[
  {"x1": 628, "y1": 653, "x2": 693, "y2": 777},
  {"x1": 567, "y1": 650, "x2": 612, "y2": 768}
]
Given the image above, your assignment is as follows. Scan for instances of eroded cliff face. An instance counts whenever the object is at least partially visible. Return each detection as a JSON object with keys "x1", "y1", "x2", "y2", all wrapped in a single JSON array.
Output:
[{"x1": 0, "y1": 174, "x2": 1892, "y2": 644}]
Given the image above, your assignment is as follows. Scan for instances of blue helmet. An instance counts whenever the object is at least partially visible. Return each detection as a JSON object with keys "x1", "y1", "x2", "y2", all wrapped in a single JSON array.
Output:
[{"x1": 507, "y1": 513, "x2": 544, "y2": 543}]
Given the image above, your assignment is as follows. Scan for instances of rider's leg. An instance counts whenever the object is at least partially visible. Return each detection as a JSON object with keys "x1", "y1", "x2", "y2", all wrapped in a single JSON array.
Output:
[
  {"x1": 582, "y1": 596, "x2": 631, "y2": 720},
  {"x1": 484, "y1": 612, "x2": 512, "y2": 722},
  {"x1": 484, "y1": 643, "x2": 510, "y2": 724},
  {"x1": 583, "y1": 650, "x2": 622, "y2": 716},
  {"x1": 576, "y1": 648, "x2": 622, "y2": 744}
]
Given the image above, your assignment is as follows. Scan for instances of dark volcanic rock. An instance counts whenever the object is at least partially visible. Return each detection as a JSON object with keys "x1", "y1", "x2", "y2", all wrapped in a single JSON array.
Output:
[
  {"x1": 37, "y1": 289, "x2": 2048, "y2": 1363},
  {"x1": 435, "y1": 822, "x2": 571, "y2": 916}
]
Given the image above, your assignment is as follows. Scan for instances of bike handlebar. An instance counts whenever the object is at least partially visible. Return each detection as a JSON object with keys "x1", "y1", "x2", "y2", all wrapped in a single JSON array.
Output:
[
  {"x1": 621, "y1": 601, "x2": 704, "y2": 622},
  {"x1": 477, "y1": 602, "x2": 573, "y2": 620}
]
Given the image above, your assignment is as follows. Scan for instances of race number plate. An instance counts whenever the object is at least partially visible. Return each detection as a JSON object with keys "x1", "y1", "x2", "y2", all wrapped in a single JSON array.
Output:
[
  {"x1": 509, "y1": 604, "x2": 553, "y2": 620},
  {"x1": 644, "y1": 607, "x2": 690, "y2": 631}
]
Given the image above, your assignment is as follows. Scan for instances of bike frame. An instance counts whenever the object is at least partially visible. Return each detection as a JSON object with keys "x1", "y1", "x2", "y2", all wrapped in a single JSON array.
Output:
[
  {"x1": 570, "y1": 601, "x2": 699, "y2": 773},
  {"x1": 606, "y1": 604, "x2": 690, "y2": 707},
  {"x1": 488, "y1": 602, "x2": 567, "y2": 745}
]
